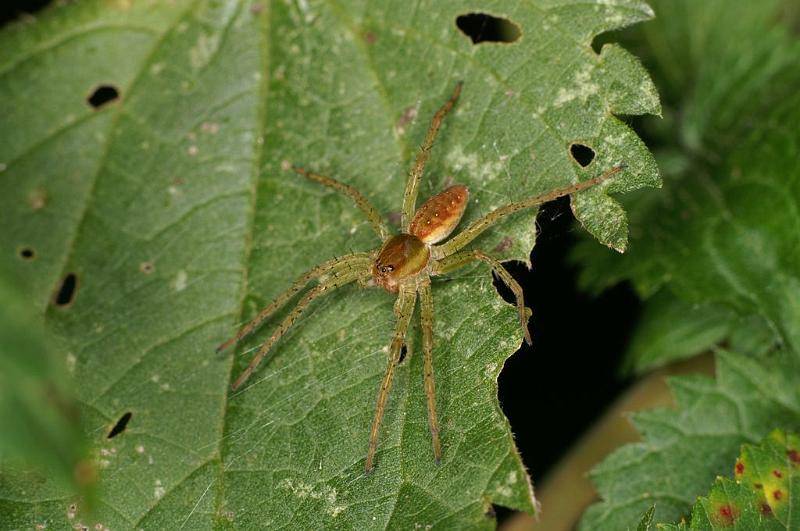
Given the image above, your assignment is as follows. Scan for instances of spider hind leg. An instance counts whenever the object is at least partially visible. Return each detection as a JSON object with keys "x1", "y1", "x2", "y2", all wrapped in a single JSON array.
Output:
[
  {"x1": 419, "y1": 276, "x2": 442, "y2": 463},
  {"x1": 432, "y1": 249, "x2": 532, "y2": 345},
  {"x1": 366, "y1": 282, "x2": 417, "y2": 472}
]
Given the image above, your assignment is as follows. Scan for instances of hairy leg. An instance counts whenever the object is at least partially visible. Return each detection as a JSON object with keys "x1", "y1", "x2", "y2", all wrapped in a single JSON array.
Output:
[
  {"x1": 401, "y1": 82, "x2": 463, "y2": 230},
  {"x1": 366, "y1": 282, "x2": 417, "y2": 472},
  {"x1": 418, "y1": 275, "x2": 442, "y2": 463},
  {"x1": 230, "y1": 267, "x2": 367, "y2": 391},
  {"x1": 431, "y1": 165, "x2": 624, "y2": 259},
  {"x1": 293, "y1": 166, "x2": 389, "y2": 239},
  {"x1": 432, "y1": 249, "x2": 532, "y2": 345},
  {"x1": 216, "y1": 252, "x2": 373, "y2": 353}
]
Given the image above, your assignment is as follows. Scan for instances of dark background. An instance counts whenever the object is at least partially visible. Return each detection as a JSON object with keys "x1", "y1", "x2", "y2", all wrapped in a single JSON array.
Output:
[{"x1": 495, "y1": 199, "x2": 637, "y2": 519}]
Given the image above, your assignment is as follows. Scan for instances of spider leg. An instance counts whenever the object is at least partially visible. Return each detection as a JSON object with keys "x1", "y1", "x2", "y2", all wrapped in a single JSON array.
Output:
[
  {"x1": 230, "y1": 266, "x2": 367, "y2": 391},
  {"x1": 432, "y1": 250, "x2": 532, "y2": 345},
  {"x1": 216, "y1": 252, "x2": 372, "y2": 353},
  {"x1": 418, "y1": 275, "x2": 442, "y2": 463},
  {"x1": 366, "y1": 282, "x2": 417, "y2": 473},
  {"x1": 401, "y1": 82, "x2": 463, "y2": 231},
  {"x1": 431, "y1": 165, "x2": 624, "y2": 259},
  {"x1": 293, "y1": 166, "x2": 389, "y2": 239}
]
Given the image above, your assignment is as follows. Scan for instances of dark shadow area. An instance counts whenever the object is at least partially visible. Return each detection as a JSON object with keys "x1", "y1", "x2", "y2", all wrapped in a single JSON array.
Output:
[
  {"x1": 0, "y1": 0, "x2": 52, "y2": 27},
  {"x1": 496, "y1": 196, "x2": 639, "y2": 502},
  {"x1": 456, "y1": 13, "x2": 521, "y2": 44}
]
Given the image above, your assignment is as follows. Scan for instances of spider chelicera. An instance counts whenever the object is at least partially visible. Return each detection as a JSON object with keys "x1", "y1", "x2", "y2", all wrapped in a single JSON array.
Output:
[{"x1": 217, "y1": 82, "x2": 623, "y2": 472}]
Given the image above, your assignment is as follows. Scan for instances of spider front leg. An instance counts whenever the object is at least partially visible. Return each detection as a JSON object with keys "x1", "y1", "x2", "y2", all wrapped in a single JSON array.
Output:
[
  {"x1": 216, "y1": 252, "x2": 372, "y2": 354},
  {"x1": 293, "y1": 166, "x2": 389, "y2": 239},
  {"x1": 418, "y1": 276, "x2": 442, "y2": 463},
  {"x1": 401, "y1": 82, "x2": 462, "y2": 230},
  {"x1": 229, "y1": 262, "x2": 370, "y2": 391},
  {"x1": 432, "y1": 250, "x2": 532, "y2": 345},
  {"x1": 366, "y1": 282, "x2": 417, "y2": 473}
]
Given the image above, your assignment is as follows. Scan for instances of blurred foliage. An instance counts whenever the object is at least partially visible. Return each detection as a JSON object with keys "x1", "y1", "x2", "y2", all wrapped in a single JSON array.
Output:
[
  {"x1": 0, "y1": 265, "x2": 93, "y2": 511},
  {"x1": 576, "y1": 1, "x2": 800, "y2": 529}
]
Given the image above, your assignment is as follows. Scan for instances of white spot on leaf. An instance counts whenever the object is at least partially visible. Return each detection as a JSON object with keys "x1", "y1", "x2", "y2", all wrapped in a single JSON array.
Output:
[
  {"x1": 66, "y1": 352, "x2": 77, "y2": 374},
  {"x1": 154, "y1": 479, "x2": 165, "y2": 499},
  {"x1": 173, "y1": 270, "x2": 188, "y2": 292},
  {"x1": 446, "y1": 145, "x2": 503, "y2": 183},
  {"x1": 554, "y1": 67, "x2": 599, "y2": 107},
  {"x1": 280, "y1": 479, "x2": 345, "y2": 516},
  {"x1": 189, "y1": 33, "x2": 219, "y2": 69}
]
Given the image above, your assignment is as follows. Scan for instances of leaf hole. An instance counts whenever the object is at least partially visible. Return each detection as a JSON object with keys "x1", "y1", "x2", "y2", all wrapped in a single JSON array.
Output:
[
  {"x1": 456, "y1": 13, "x2": 521, "y2": 44},
  {"x1": 107, "y1": 411, "x2": 132, "y2": 438},
  {"x1": 86, "y1": 84, "x2": 120, "y2": 109},
  {"x1": 490, "y1": 260, "x2": 525, "y2": 306},
  {"x1": 53, "y1": 272, "x2": 78, "y2": 307},
  {"x1": 139, "y1": 261, "x2": 155, "y2": 274},
  {"x1": 398, "y1": 343, "x2": 408, "y2": 364},
  {"x1": 18, "y1": 246, "x2": 35, "y2": 260},
  {"x1": 569, "y1": 143, "x2": 596, "y2": 167}
]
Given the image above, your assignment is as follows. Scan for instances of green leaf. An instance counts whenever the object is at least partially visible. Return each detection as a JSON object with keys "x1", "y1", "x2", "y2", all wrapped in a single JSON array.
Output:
[
  {"x1": 581, "y1": 351, "x2": 800, "y2": 530},
  {"x1": 622, "y1": 291, "x2": 778, "y2": 374},
  {"x1": 658, "y1": 430, "x2": 800, "y2": 530},
  {"x1": 574, "y1": 0, "x2": 800, "y2": 311},
  {"x1": 623, "y1": 290, "x2": 733, "y2": 373},
  {"x1": 0, "y1": 0, "x2": 658, "y2": 528}
]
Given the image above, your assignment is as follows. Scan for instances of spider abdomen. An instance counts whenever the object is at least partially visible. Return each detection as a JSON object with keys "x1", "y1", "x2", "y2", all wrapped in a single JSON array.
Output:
[
  {"x1": 409, "y1": 184, "x2": 469, "y2": 244},
  {"x1": 373, "y1": 233, "x2": 430, "y2": 293}
]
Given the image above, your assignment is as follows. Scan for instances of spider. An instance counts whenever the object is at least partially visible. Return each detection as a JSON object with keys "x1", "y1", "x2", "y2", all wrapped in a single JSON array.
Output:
[{"x1": 217, "y1": 82, "x2": 623, "y2": 472}]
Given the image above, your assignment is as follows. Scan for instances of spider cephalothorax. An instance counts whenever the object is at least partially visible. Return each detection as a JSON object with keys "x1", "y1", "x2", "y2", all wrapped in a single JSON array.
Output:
[
  {"x1": 373, "y1": 234, "x2": 429, "y2": 293},
  {"x1": 217, "y1": 82, "x2": 623, "y2": 472}
]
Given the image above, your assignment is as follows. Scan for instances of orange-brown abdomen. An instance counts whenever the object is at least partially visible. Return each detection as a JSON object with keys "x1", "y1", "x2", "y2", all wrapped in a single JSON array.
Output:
[{"x1": 409, "y1": 185, "x2": 469, "y2": 244}]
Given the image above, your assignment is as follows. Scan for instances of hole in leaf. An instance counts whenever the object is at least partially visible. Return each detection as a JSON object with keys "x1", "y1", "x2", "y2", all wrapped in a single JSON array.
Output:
[
  {"x1": 18, "y1": 246, "x2": 35, "y2": 260},
  {"x1": 569, "y1": 143, "x2": 596, "y2": 167},
  {"x1": 107, "y1": 411, "x2": 132, "y2": 438},
  {"x1": 490, "y1": 261, "x2": 524, "y2": 306},
  {"x1": 139, "y1": 261, "x2": 155, "y2": 274},
  {"x1": 398, "y1": 343, "x2": 408, "y2": 364},
  {"x1": 53, "y1": 272, "x2": 78, "y2": 307},
  {"x1": 456, "y1": 13, "x2": 521, "y2": 44},
  {"x1": 86, "y1": 84, "x2": 119, "y2": 109}
]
